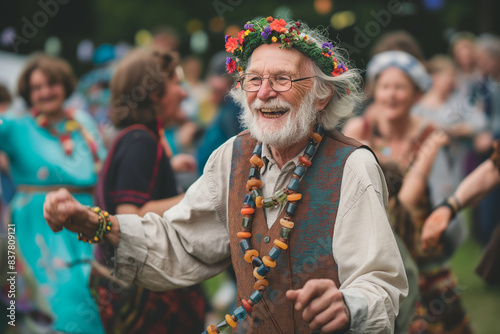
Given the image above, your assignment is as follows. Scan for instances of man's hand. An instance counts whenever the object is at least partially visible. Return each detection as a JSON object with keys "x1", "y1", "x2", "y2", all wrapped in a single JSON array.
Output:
[
  {"x1": 286, "y1": 279, "x2": 350, "y2": 333},
  {"x1": 421, "y1": 205, "x2": 452, "y2": 250},
  {"x1": 43, "y1": 188, "x2": 98, "y2": 236}
]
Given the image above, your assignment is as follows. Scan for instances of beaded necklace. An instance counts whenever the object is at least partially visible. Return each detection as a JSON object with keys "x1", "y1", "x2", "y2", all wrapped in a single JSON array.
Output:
[
  {"x1": 204, "y1": 125, "x2": 325, "y2": 334},
  {"x1": 32, "y1": 108, "x2": 101, "y2": 173}
]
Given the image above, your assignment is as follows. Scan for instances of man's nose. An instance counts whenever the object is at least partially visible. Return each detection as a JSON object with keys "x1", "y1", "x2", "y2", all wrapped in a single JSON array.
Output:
[{"x1": 257, "y1": 78, "x2": 278, "y2": 101}]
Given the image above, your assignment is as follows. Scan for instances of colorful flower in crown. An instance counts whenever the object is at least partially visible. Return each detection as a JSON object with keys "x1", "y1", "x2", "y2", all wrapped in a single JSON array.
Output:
[
  {"x1": 226, "y1": 57, "x2": 237, "y2": 74},
  {"x1": 261, "y1": 26, "x2": 271, "y2": 40},
  {"x1": 238, "y1": 30, "x2": 246, "y2": 44},
  {"x1": 270, "y1": 19, "x2": 287, "y2": 33},
  {"x1": 225, "y1": 36, "x2": 238, "y2": 53}
]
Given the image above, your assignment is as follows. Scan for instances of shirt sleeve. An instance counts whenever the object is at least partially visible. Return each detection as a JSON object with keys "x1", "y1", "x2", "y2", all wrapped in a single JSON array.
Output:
[
  {"x1": 113, "y1": 137, "x2": 236, "y2": 290},
  {"x1": 334, "y1": 148, "x2": 408, "y2": 333},
  {"x1": 110, "y1": 131, "x2": 162, "y2": 207}
]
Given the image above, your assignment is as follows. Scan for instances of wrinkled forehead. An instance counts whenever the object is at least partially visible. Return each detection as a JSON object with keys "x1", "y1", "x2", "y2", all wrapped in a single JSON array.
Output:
[{"x1": 246, "y1": 44, "x2": 311, "y2": 76}]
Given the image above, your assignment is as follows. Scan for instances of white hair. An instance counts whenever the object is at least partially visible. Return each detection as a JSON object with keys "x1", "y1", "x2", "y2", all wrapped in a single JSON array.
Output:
[{"x1": 229, "y1": 19, "x2": 364, "y2": 132}]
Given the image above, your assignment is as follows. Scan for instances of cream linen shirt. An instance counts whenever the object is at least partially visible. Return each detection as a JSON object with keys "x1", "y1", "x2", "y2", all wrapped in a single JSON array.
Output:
[{"x1": 113, "y1": 136, "x2": 408, "y2": 333}]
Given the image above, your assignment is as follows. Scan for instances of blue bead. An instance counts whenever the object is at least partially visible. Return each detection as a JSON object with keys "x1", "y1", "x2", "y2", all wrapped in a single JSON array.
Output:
[
  {"x1": 257, "y1": 264, "x2": 270, "y2": 276},
  {"x1": 252, "y1": 256, "x2": 263, "y2": 267},
  {"x1": 250, "y1": 290, "x2": 263, "y2": 304},
  {"x1": 240, "y1": 239, "x2": 251, "y2": 253},
  {"x1": 243, "y1": 194, "x2": 255, "y2": 207},
  {"x1": 269, "y1": 246, "x2": 282, "y2": 260},
  {"x1": 288, "y1": 178, "x2": 300, "y2": 191},
  {"x1": 234, "y1": 306, "x2": 247, "y2": 320},
  {"x1": 314, "y1": 124, "x2": 325, "y2": 135},
  {"x1": 286, "y1": 202, "x2": 298, "y2": 216},
  {"x1": 293, "y1": 165, "x2": 305, "y2": 178},
  {"x1": 253, "y1": 144, "x2": 263, "y2": 156},
  {"x1": 216, "y1": 320, "x2": 230, "y2": 331},
  {"x1": 304, "y1": 144, "x2": 316, "y2": 157},
  {"x1": 248, "y1": 167, "x2": 258, "y2": 179}
]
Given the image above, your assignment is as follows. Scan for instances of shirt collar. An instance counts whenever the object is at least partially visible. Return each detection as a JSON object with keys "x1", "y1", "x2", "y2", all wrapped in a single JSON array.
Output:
[{"x1": 260, "y1": 142, "x2": 307, "y2": 175}]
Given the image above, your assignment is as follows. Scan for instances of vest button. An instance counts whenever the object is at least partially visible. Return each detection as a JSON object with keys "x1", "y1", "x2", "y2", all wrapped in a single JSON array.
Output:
[
  {"x1": 254, "y1": 317, "x2": 263, "y2": 325},
  {"x1": 263, "y1": 236, "x2": 270, "y2": 243}
]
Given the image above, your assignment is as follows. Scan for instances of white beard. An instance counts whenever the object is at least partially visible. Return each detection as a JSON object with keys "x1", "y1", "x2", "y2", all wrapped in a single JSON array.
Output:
[{"x1": 239, "y1": 91, "x2": 318, "y2": 149}]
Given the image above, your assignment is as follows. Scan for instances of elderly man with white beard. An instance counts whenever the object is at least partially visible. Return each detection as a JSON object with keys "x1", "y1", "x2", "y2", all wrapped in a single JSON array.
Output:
[{"x1": 43, "y1": 16, "x2": 407, "y2": 334}]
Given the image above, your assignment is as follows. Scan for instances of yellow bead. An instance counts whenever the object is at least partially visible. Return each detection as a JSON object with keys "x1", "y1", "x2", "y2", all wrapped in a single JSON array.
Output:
[
  {"x1": 254, "y1": 279, "x2": 269, "y2": 290},
  {"x1": 311, "y1": 132, "x2": 323, "y2": 144},
  {"x1": 244, "y1": 249, "x2": 259, "y2": 263},
  {"x1": 255, "y1": 196, "x2": 264, "y2": 208},
  {"x1": 280, "y1": 218, "x2": 294, "y2": 229},
  {"x1": 206, "y1": 324, "x2": 218, "y2": 334},
  {"x1": 106, "y1": 226, "x2": 111, "y2": 231},
  {"x1": 246, "y1": 179, "x2": 263, "y2": 190},
  {"x1": 287, "y1": 193, "x2": 302, "y2": 202},
  {"x1": 225, "y1": 314, "x2": 237, "y2": 328},
  {"x1": 250, "y1": 155, "x2": 264, "y2": 168},
  {"x1": 237, "y1": 231, "x2": 252, "y2": 238},
  {"x1": 253, "y1": 267, "x2": 265, "y2": 280},
  {"x1": 94, "y1": 236, "x2": 99, "y2": 242},
  {"x1": 262, "y1": 256, "x2": 276, "y2": 268},
  {"x1": 274, "y1": 239, "x2": 288, "y2": 250}
]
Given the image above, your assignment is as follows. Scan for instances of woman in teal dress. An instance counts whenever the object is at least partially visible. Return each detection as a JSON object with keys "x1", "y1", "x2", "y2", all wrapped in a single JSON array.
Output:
[{"x1": 0, "y1": 55, "x2": 106, "y2": 333}]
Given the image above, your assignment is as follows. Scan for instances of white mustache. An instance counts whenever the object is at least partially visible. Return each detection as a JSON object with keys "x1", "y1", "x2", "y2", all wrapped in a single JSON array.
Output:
[{"x1": 251, "y1": 98, "x2": 292, "y2": 111}]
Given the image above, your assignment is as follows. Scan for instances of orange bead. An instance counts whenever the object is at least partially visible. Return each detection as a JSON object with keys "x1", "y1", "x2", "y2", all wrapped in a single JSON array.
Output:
[
  {"x1": 244, "y1": 249, "x2": 259, "y2": 263},
  {"x1": 254, "y1": 279, "x2": 269, "y2": 290},
  {"x1": 225, "y1": 314, "x2": 237, "y2": 328},
  {"x1": 207, "y1": 324, "x2": 218, "y2": 334},
  {"x1": 246, "y1": 179, "x2": 263, "y2": 190},
  {"x1": 255, "y1": 196, "x2": 264, "y2": 208},
  {"x1": 262, "y1": 256, "x2": 276, "y2": 268},
  {"x1": 237, "y1": 231, "x2": 252, "y2": 238},
  {"x1": 241, "y1": 207, "x2": 255, "y2": 215},
  {"x1": 287, "y1": 193, "x2": 302, "y2": 202},
  {"x1": 299, "y1": 156, "x2": 312, "y2": 167},
  {"x1": 250, "y1": 155, "x2": 264, "y2": 168},
  {"x1": 311, "y1": 132, "x2": 322, "y2": 144},
  {"x1": 253, "y1": 267, "x2": 265, "y2": 280},
  {"x1": 280, "y1": 218, "x2": 294, "y2": 229},
  {"x1": 274, "y1": 239, "x2": 288, "y2": 250}
]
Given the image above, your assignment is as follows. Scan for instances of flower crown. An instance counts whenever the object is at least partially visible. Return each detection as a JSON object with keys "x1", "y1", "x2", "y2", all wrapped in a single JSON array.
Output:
[{"x1": 224, "y1": 16, "x2": 348, "y2": 77}]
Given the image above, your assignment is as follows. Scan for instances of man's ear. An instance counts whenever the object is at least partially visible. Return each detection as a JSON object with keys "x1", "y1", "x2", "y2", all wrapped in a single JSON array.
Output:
[{"x1": 315, "y1": 90, "x2": 333, "y2": 112}]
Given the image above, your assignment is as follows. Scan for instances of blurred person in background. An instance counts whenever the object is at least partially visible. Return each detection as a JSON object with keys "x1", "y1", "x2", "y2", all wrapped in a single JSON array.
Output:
[
  {"x1": 0, "y1": 55, "x2": 106, "y2": 333},
  {"x1": 91, "y1": 47, "x2": 207, "y2": 334},
  {"x1": 412, "y1": 55, "x2": 486, "y2": 205},
  {"x1": 469, "y1": 34, "x2": 500, "y2": 246},
  {"x1": 196, "y1": 51, "x2": 245, "y2": 172},
  {"x1": 180, "y1": 55, "x2": 209, "y2": 122},
  {"x1": 356, "y1": 30, "x2": 427, "y2": 124},
  {"x1": 344, "y1": 51, "x2": 473, "y2": 334},
  {"x1": 450, "y1": 32, "x2": 479, "y2": 98}
]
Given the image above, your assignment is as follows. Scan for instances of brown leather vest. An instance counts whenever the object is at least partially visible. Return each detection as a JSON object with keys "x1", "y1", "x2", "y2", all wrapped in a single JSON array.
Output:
[{"x1": 228, "y1": 130, "x2": 367, "y2": 333}]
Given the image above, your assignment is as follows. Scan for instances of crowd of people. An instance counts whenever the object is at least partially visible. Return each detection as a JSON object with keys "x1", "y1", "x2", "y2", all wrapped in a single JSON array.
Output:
[{"x1": 1, "y1": 15, "x2": 500, "y2": 334}]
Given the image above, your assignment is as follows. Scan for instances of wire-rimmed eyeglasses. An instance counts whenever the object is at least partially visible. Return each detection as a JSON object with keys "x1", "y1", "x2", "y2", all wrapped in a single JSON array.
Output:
[{"x1": 238, "y1": 73, "x2": 316, "y2": 92}]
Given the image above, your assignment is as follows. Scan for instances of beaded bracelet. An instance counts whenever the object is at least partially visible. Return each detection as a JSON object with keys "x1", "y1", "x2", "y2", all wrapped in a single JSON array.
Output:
[{"x1": 77, "y1": 206, "x2": 112, "y2": 244}]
